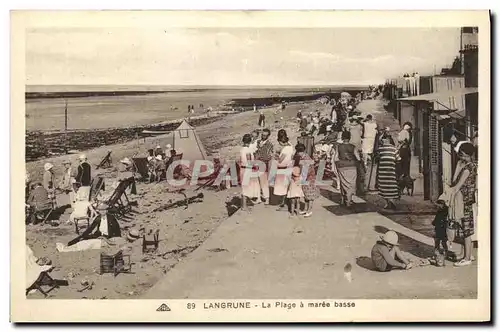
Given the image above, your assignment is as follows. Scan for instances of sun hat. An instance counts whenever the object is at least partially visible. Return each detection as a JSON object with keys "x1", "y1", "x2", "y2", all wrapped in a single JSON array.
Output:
[
  {"x1": 380, "y1": 230, "x2": 399, "y2": 246},
  {"x1": 120, "y1": 157, "x2": 132, "y2": 165},
  {"x1": 127, "y1": 229, "x2": 141, "y2": 242},
  {"x1": 44, "y1": 163, "x2": 54, "y2": 171},
  {"x1": 166, "y1": 144, "x2": 172, "y2": 149},
  {"x1": 156, "y1": 145, "x2": 161, "y2": 149},
  {"x1": 97, "y1": 203, "x2": 109, "y2": 210}
]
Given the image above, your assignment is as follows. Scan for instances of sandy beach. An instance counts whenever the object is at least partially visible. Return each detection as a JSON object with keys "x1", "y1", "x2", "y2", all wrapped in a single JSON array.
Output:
[{"x1": 24, "y1": 95, "x2": 477, "y2": 299}]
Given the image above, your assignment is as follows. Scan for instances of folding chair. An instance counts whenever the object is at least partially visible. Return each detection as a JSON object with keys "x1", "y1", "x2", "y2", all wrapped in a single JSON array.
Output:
[
  {"x1": 105, "y1": 179, "x2": 133, "y2": 217},
  {"x1": 31, "y1": 196, "x2": 56, "y2": 224},
  {"x1": 96, "y1": 151, "x2": 112, "y2": 169},
  {"x1": 26, "y1": 271, "x2": 65, "y2": 297},
  {"x1": 89, "y1": 176, "x2": 105, "y2": 202},
  {"x1": 131, "y1": 157, "x2": 150, "y2": 181}
]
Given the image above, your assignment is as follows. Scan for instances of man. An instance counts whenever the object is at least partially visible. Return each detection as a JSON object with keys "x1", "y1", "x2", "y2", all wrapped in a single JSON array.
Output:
[
  {"x1": 27, "y1": 182, "x2": 52, "y2": 224},
  {"x1": 59, "y1": 160, "x2": 76, "y2": 208},
  {"x1": 76, "y1": 154, "x2": 92, "y2": 200},
  {"x1": 361, "y1": 114, "x2": 379, "y2": 167},
  {"x1": 371, "y1": 231, "x2": 413, "y2": 272},
  {"x1": 258, "y1": 109, "x2": 265, "y2": 128},
  {"x1": 254, "y1": 128, "x2": 274, "y2": 204},
  {"x1": 43, "y1": 163, "x2": 55, "y2": 193},
  {"x1": 67, "y1": 203, "x2": 121, "y2": 247}
]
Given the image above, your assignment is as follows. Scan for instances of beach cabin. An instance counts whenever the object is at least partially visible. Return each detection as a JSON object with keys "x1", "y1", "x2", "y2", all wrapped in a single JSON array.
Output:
[{"x1": 396, "y1": 86, "x2": 478, "y2": 202}]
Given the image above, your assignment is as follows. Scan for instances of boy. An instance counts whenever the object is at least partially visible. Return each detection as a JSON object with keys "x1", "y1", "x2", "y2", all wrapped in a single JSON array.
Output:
[{"x1": 431, "y1": 200, "x2": 449, "y2": 266}]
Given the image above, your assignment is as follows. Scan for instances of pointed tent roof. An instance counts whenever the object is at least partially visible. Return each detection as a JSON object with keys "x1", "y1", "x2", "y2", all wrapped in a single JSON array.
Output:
[
  {"x1": 146, "y1": 119, "x2": 208, "y2": 161},
  {"x1": 176, "y1": 119, "x2": 194, "y2": 131}
]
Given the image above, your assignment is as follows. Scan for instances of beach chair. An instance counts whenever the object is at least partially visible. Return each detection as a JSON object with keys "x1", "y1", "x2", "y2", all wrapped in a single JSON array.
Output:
[
  {"x1": 96, "y1": 151, "x2": 112, "y2": 169},
  {"x1": 89, "y1": 176, "x2": 105, "y2": 202},
  {"x1": 194, "y1": 158, "x2": 224, "y2": 191},
  {"x1": 26, "y1": 245, "x2": 67, "y2": 297},
  {"x1": 132, "y1": 157, "x2": 149, "y2": 181},
  {"x1": 105, "y1": 179, "x2": 133, "y2": 217}
]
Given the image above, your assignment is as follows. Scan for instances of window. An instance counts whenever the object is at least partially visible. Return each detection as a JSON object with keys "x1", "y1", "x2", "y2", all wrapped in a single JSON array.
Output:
[{"x1": 179, "y1": 129, "x2": 189, "y2": 138}]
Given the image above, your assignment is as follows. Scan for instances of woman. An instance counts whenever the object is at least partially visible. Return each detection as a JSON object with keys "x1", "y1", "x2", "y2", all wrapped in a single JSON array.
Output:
[
  {"x1": 398, "y1": 122, "x2": 413, "y2": 177},
  {"x1": 333, "y1": 131, "x2": 361, "y2": 206},
  {"x1": 274, "y1": 129, "x2": 295, "y2": 211},
  {"x1": 239, "y1": 134, "x2": 261, "y2": 211},
  {"x1": 446, "y1": 143, "x2": 477, "y2": 267},
  {"x1": 376, "y1": 135, "x2": 400, "y2": 209},
  {"x1": 295, "y1": 143, "x2": 318, "y2": 217}
]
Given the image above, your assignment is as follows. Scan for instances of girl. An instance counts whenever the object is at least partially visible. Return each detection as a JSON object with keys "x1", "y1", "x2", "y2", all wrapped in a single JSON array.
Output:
[{"x1": 295, "y1": 143, "x2": 318, "y2": 217}]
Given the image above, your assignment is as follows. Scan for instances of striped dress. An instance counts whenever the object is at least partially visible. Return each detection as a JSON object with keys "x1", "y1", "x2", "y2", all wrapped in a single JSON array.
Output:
[{"x1": 376, "y1": 144, "x2": 400, "y2": 200}]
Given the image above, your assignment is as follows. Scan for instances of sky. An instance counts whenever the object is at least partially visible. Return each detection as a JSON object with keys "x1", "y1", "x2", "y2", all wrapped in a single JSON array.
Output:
[{"x1": 25, "y1": 27, "x2": 461, "y2": 86}]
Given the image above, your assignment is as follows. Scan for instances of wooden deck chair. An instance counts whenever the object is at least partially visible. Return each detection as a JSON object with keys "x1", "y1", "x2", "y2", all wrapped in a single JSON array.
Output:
[
  {"x1": 195, "y1": 158, "x2": 224, "y2": 191},
  {"x1": 132, "y1": 157, "x2": 149, "y2": 181},
  {"x1": 89, "y1": 176, "x2": 105, "y2": 202},
  {"x1": 105, "y1": 179, "x2": 133, "y2": 216},
  {"x1": 26, "y1": 271, "x2": 66, "y2": 297},
  {"x1": 96, "y1": 151, "x2": 112, "y2": 169}
]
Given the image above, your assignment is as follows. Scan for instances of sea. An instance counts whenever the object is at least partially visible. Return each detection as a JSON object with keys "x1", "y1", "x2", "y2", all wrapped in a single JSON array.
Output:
[{"x1": 25, "y1": 85, "x2": 367, "y2": 131}]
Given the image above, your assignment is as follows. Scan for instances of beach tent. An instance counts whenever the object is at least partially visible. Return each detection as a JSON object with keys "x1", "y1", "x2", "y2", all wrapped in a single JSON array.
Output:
[{"x1": 148, "y1": 119, "x2": 208, "y2": 161}]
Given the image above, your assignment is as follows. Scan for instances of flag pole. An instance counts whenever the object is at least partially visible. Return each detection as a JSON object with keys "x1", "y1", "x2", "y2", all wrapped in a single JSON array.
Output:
[{"x1": 64, "y1": 99, "x2": 68, "y2": 154}]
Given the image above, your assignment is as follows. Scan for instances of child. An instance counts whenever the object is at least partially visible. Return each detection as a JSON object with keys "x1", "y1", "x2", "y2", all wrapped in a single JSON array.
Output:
[
  {"x1": 432, "y1": 200, "x2": 449, "y2": 266},
  {"x1": 295, "y1": 143, "x2": 319, "y2": 217},
  {"x1": 287, "y1": 156, "x2": 304, "y2": 217}
]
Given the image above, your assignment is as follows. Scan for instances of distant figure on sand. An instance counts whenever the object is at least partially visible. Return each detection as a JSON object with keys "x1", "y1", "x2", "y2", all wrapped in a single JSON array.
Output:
[
  {"x1": 371, "y1": 231, "x2": 413, "y2": 272},
  {"x1": 258, "y1": 109, "x2": 266, "y2": 128},
  {"x1": 254, "y1": 128, "x2": 274, "y2": 205}
]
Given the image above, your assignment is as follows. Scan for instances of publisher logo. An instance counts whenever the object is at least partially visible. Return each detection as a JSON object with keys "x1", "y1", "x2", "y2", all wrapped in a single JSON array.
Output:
[{"x1": 156, "y1": 303, "x2": 171, "y2": 312}]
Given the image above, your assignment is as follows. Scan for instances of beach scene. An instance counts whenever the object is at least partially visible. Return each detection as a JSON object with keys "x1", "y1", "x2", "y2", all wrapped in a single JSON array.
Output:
[{"x1": 22, "y1": 24, "x2": 480, "y2": 304}]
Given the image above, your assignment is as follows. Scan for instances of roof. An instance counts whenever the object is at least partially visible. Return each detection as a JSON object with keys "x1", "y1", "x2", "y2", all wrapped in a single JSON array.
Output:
[
  {"x1": 396, "y1": 87, "x2": 478, "y2": 102},
  {"x1": 176, "y1": 119, "x2": 194, "y2": 131}
]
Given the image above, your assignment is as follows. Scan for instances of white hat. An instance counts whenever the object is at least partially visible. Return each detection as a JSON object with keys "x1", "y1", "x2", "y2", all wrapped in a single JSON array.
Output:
[
  {"x1": 347, "y1": 106, "x2": 353, "y2": 110},
  {"x1": 44, "y1": 163, "x2": 54, "y2": 171},
  {"x1": 326, "y1": 125, "x2": 332, "y2": 131},
  {"x1": 120, "y1": 157, "x2": 132, "y2": 165},
  {"x1": 380, "y1": 230, "x2": 399, "y2": 246},
  {"x1": 166, "y1": 144, "x2": 172, "y2": 149},
  {"x1": 155, "y1": 155, "x2": 163, "y2": 161},
  {"x1": 79, "y1": 154, "x2": 87, "y2": 160},
  {"x1": 147, "y1": 156, "x2": 153, "y2": 161},
  {"x1": 156, "y1": 145, "x2": 161, "y2": 149}
]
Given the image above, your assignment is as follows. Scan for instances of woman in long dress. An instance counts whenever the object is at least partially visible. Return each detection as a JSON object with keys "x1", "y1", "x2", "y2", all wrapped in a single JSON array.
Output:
[
  {"x1": 397, "y1": 122, "x2": 413, "y2": 177},
  {"x1": 446, "y1": 143, "x2": 477, "y2": 267},
  {"x1": 239, "y1": 134, "x2": 261, "y2": 211},
  {"x1": 333, "y1": 131, "x2": 361, "y2": 206},
  {"x1": 273, "y1": 129, "x2": 295, "y2": 211},
  {"x1": 376, "y1": 136, "x2": 400, "y2": 209}
]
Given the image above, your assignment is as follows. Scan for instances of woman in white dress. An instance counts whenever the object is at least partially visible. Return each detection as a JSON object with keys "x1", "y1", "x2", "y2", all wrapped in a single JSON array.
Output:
[
  {"x1": 240, "y1": 134, "x2": 261, "y2": 211},
  {"x1": 274, "y1": 129, "x2": 295, "y2": 211}
]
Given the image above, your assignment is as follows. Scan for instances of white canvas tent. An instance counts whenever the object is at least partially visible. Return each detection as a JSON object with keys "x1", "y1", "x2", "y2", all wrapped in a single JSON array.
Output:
[{"x1": 147, "y1": 119, "x2": 209, "y2": 161}]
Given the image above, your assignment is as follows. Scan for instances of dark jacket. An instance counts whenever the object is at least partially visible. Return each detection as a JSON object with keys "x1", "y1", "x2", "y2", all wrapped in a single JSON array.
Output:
[{"x1": 76, "y1": 162, "x2": 92, "y2": 186}]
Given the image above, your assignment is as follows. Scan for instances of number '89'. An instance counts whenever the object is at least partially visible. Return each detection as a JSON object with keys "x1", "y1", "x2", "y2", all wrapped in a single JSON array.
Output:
[{"x1": 187, "y1": 303, "x2": 196, "y2": 309}]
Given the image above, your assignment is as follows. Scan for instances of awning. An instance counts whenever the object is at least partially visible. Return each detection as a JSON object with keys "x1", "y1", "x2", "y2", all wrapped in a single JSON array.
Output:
[
  {"x1": 438, "y1": 110, "x2": 466, "y2": 120},
  {"x1": 396, "y1": 87, "x2": 478, "y2": 101}
]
